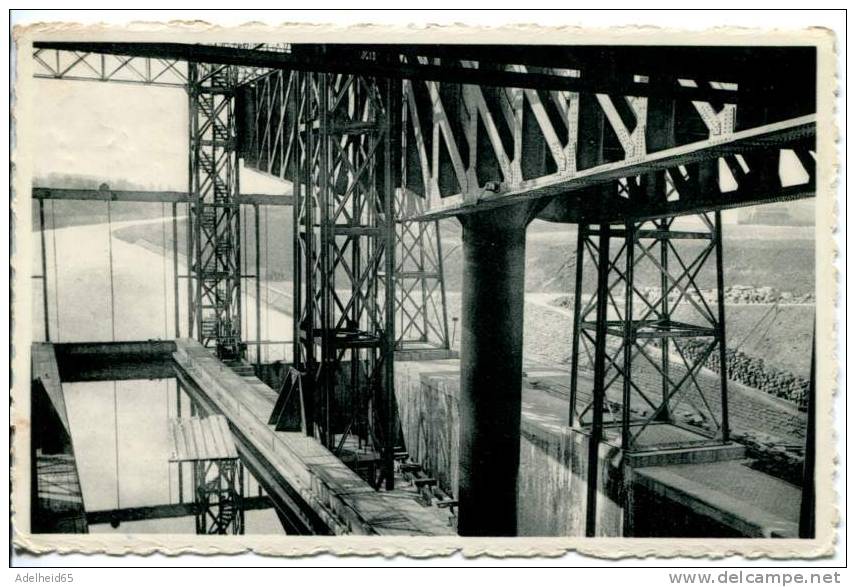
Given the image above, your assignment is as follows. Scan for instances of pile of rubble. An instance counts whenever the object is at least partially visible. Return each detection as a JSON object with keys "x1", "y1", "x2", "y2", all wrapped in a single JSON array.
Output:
[
  {"x1": 636, "y1": 285, "x2": 814, "y2": 305},
  {"x1": 550, "y1": 294, "x2": 574, "y2": 310},
  {"x1": 718, "y1": 285, "x2": 814, "y2": 305},
  {"x1": 733, "y1": 431, "x2": 806, "y2": 487},
  {"x1": 550, "y1": 285, "x2": 814, "y2": 311},
  {"x1": 678, "y1": 340, "x2": 810, "y2": 410}
]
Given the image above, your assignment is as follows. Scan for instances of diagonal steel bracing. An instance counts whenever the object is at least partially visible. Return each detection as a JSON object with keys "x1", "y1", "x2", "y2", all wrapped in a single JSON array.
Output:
[
  {"x1": 569, "y1": 214, "x2": 729, "y2": 450},
  {"x1": 397, "y1": 59, "x2": 815, "y2": 221},
  {"x1": 240, "y1": 69, "x2": 453, "y2": 357},
  {"x1": 32, "y1": 47, "x2": 188, "y2": 87},
  {"x1": 394, "y1": 212, "x2": 451, "y2": 351},
  {"x1": 187, "y1": 63, "x2": 243, "y2": 359},
  {"x1": 32, "y1": 42, "x2": 816, "y2": 221},
  {"x1": 193, "y1": 459, "x2": 245, "y2": 535},
  {"x1": 287, "y1": 69, "x2": 399, "y2": 489}
]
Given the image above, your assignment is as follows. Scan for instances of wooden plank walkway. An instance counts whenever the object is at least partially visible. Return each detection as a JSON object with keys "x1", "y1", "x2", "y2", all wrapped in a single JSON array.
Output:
[
  {"x1": 173, "y1": 339, "x2": 453, "y2": 536},
  {"x1": 168, "y1": 415, "x2": 239, "y2": 462}
]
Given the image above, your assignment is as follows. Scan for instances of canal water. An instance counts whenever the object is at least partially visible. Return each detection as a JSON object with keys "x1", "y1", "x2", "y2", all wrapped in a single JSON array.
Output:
[
  {"x1": 32, "y1": 210, "x2": 294, "y2": 533},
  {"x1": 64, "y1": 377, "x2": 286, "y2": 534}
]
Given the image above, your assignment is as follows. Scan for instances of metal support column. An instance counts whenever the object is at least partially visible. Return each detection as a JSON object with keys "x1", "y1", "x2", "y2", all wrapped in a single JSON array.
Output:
[
  {"x1": 621, "y1": 221, "x2": 636, "y2": 537},
  {"x1": 621, "y1": 222, "x2": 635, "y2": 449},
  {"x1": 799, "y1": 328, "x2": 816, "y2": 538},
  {"x1": 585, "y1": 222, "x2": 611, "y2": 538},
  {"x1": 193, "y1": 458, "x2": 244, "y2": 535},
  {"x1": 714, "y1": 211, "x2": 731, "y2": 442},
  {"x1": 568, "y1": 224, "x2": 586, "y2": 426},
  {"x1": 659, "y1": 217, "x2": 671, "y2": 421},
  {"x1": 171, "y1": 202, "x2": 180, "y2": 338},
  {"x1": 382, "y1": 76, "x2": 400, "y2": 490},
  {"x1": 175, "y1": 381, "x2": 184, "y2": 504},
  {"x1": 38, "y1": 199, "x2": 50, "y2": 342},
  {"x1": 291, "y1": 67, "x2": 398, "y2": 488},
  {"x1": 255, "y1": 204, "x2": 262, "y2": 369}
]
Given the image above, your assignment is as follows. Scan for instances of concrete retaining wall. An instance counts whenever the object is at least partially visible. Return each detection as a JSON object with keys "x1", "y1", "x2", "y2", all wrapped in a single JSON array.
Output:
[
  {"x1": 394, "y1": 360, "x2": 624, "y2": 536},
  {"x1": 393, "y1": 359, "x2": 800, "y2": 538},
  {"x1": 517, "y1": 420, "x2": 624, "y2": 536}
]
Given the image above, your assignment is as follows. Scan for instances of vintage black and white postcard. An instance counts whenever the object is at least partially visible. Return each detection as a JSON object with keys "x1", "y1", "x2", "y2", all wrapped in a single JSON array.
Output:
[{"x1": 9, "y1": 17, "x2": 839, "y2": 559}]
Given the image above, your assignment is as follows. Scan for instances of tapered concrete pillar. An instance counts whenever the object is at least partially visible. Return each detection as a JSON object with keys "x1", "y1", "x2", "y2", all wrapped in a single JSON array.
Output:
[{"x1": 457, "y1": 202, "x2": 537, "y2": 537}]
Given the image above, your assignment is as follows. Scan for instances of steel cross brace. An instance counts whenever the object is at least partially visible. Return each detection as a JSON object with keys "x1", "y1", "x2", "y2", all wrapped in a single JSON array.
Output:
[
  {"x1": 186, "y1": 63, "x2": 244, "y2": 359},
  {"x1": 569, "y1": 213, "x2": 728, "y2": 451},
  {"x1": 290, "y1": 70, "x2": 399, "y2": 489}
]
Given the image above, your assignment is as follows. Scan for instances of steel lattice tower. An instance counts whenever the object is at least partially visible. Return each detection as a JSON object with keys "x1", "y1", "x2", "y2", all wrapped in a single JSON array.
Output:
[
  {"x1": 568, "y1": 211, "x2": 730, "y2": 449},
  {"x1": 238, "y1": 66, "x2": 452, "y2": 488},
  {"x1": 290, "y1": 69, "x2": 399, "y2": 489},
  {"x1": 395, "y1": 204, "x2": 451, "y2": 353},
  {"x1": 187, "y1": 63, "x2": 243, "y2": 359},
  {"x1": 193, "y1": 459, "x2": 245, "y2": 535},
  {"x1": 239, "y1": 68, "x2": 453, "y2": 357}
]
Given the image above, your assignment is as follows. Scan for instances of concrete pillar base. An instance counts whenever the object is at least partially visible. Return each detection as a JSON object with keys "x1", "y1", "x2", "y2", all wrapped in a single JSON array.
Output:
[{"x1": 456, "y1": 202, "x2": 537, "y2": 537}]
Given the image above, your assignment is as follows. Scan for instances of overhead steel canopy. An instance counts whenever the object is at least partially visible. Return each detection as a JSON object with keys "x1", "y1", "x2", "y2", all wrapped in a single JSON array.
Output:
[
  {"x1": 32, "y1": 42, "x2": 814, "y2": 104},
  {"x1": 32, "y1": 41, "x2": 818, "y2": 221}
]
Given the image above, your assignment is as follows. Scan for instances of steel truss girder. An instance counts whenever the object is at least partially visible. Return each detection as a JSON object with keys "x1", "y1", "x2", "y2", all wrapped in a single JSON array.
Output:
[
  {"x1": 290, "y1": 69, "x2": 399, "y2": 489},
  {"x1": 187, "y1": 63, "x2": 243, "y2": 359},
  {"x1": 33, "y1": 42, "x2": 814, "y2": 105},
  {"x1": 393, "y1": 48, "x2": 814, "y2": 220},
  {"x1": 569, "y1": 212, "x2": 729, "y2": 452},
  {"x1": 31, "y1": 45, "x2": 289, "y2": 88},
  {"x1": 32, "y1": 48, "x2": 188, "y2": 87},
  {"x1": 33, "y1": 43, "x2": 816, "y2": 223},
  {"x1": 401, "y1": 72, "x2": 815, "y2": 221}
]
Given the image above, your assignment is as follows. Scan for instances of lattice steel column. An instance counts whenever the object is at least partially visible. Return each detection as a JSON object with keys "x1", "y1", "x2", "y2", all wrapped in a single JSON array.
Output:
[
  {"x1": 292, "y1": 68, "x2": 399, "y2": 489},
  {"x1": 568, "y1": 212, "x2": 730, "y2": 450},
  {"x1": 396, "y1": 90, "x2": 450, "y2": 352},
  {"x1": 569, "y1": 211, "x2": 730, "y2": 538},
  {"x1": 241, "y1": 68, "x2": 452, "y2": 358},
  {"x1": 394, "y1": 213, "x2": 451, "y2": 352},
  {"x1": 187, "y1": 63, "x2": 243, "y2": 360},
  {"x1": 193, "y1": 459, "x2": 244, "y2": 535}
]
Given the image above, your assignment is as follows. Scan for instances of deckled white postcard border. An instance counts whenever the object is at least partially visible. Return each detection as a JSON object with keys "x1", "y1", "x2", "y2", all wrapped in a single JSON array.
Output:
[{"x1": 10, "y1": 20, "x2": 839, "y2": 559}]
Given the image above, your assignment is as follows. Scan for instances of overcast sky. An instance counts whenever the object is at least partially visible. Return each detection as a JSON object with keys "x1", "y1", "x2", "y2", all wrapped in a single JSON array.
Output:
[
  {"x1": 30, "y1": 78, "x2": 288, "y2": 195},
  {"x1": 32, "y1": 79, "x2": 188, "y2": 189}
]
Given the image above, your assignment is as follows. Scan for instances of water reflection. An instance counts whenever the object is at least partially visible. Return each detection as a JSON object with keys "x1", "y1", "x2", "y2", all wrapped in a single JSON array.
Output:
[{"x1": 63, "y1": 376, "x2": 285, "y2": 534}]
